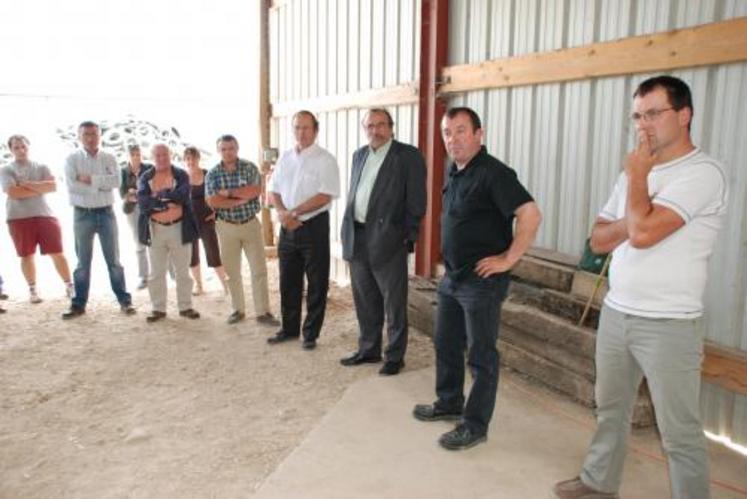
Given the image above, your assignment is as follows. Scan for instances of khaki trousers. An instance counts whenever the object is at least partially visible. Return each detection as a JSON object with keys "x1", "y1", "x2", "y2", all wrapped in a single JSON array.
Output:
[{"x1": 216, "y1": 217, "x2": 270, "y2": 316}]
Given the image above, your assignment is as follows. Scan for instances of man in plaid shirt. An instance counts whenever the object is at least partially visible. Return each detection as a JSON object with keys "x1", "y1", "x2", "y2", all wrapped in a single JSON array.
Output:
[{"x1": 206, "y1": 134, "x2": 279, "y2": 326}]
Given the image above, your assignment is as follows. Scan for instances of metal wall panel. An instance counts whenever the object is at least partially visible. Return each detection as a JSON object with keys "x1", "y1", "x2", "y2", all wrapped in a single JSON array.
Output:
[
  {"x1": 446, "y1": 0, "x2": 747, "y2": 445},
  {"x1": 269, "y1": 0, "x2": 422, "y2": 285}
]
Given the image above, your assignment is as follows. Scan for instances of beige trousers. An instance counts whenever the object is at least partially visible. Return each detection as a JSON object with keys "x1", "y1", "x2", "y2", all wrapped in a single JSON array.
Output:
[
  {"x1": 216, "y1": 217, "x2": 270, "y2": 316},
  {"x1": 147, "y1": 221, "x2": 193, "y2": 313}
]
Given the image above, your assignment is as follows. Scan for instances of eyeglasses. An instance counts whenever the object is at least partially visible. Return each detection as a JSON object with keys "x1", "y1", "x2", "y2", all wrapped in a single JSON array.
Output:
[{"x1": 630, "y1": 107, "x2": 675, "y2": 123}]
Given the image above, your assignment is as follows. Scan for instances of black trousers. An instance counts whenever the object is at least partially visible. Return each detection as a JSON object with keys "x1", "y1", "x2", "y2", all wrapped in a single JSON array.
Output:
[
  {"x1": 350, "y1": 224, "x2": 409, "y2": 363},
  {"x1": 278, "y1": 211, "x2": 330, "y2": 341}
]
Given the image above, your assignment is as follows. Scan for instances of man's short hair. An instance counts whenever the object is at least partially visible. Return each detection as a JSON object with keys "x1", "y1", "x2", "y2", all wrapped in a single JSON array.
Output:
[
  {"x1": 444, "y1": 107, "x2": 482, "y2": 131},
  {"x1": 7, "y1": 134, "x2": 30, "y2": 148},
  {"x1": 293, "y1": 110, "x2": 319, "y2": 131},
  {"x1": 365, "y1": 108, "x2": 394, "y2": 127},
  {"x1": 634, "y1": 76, "x2": 693, "y2": 117},
  {"x1": 183, "y1": 146, "x2": 201, "y2": 159},
  {"x1": 216, "y1": 134, "x2": 239, "y2": 147},
  {"x1": 78, "y1": 121, "x2": 100, "y2": 131},
  {"x1": 151, "y1": 142, "x2": 170, "y2": 154},
  {"x1": 127, "y1": 144, "x2": 141, "y2": 154}
]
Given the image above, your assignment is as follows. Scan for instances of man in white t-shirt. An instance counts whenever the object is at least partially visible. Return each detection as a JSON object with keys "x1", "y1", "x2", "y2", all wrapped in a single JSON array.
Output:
[
  {"x1": 553, "y1": 76, "x2": 727, "y2": 499},
  {"x1": 267, "y1": 110, "x2": 340, "y2": 350}
]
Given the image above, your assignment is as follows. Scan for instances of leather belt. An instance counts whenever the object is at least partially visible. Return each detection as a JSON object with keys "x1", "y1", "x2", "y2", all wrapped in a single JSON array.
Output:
[{"x1": 151, "y1": 217, "x2": 183, "y2": 226}]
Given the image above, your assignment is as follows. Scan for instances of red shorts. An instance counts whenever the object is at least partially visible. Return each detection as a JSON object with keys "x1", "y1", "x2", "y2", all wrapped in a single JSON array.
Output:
[{"x1": 8, "y1": 217, "x2": 64, "y2": 257}]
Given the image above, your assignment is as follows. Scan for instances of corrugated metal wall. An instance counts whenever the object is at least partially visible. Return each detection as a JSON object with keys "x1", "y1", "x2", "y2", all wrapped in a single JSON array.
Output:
[
  {"x1": 269, "y1": 0, "x2": 747, "y2": 445},
  {"x1": 269, "y1": 0, "x2": 421, "y2": 283},
  {"x1": 447, "y1": 0, "x2": 747, "y2": 445}
]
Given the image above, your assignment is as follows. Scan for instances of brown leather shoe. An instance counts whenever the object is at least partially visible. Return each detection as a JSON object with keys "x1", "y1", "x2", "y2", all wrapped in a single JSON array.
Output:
[
  {"x1": 179, "y1": 308, "x2": 200, "y2": 319},
  {"x1": 146, "y1": 311, "x2": 167, "y2": 323},
  {"x1": 551, "y1": 477, "x2": 619, "y2": 498}
]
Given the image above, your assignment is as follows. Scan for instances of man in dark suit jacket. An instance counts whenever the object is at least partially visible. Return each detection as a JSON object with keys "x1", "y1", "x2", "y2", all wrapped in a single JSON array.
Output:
[{"x1": 340, "y1": 108, "x2": 427, "y2": 375}]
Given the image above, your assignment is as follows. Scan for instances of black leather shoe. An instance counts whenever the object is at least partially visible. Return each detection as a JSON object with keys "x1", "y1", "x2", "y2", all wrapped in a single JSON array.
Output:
[
  {"x1": 379, "y1": 360, "x2": 404, "y2": 376},
  {"x1": 302, "y1": 339, "x2": 317, "y2": 350},
  {"x1": 61, "y1": 306, "x2": 85, "y2": 320},
  {"x1": 121, "y1": 304, "x2": 136, "y2": 315},
  {"x1": 339, "y1": 352, "x2": 382, "y2": 366},
  {"x1": 146, "y1": 311, "x2": 167, "y2": 323},
  {"x1": 179, "y1": 308, "x2": 200, "y2": 319},
  {"x1": 227, "y1": 311, "x2": 245, "y2": 324},
  {"x1": 438, "y1": 424, "x2": 487, "y2": 450},
  {"x1": 413, "y1": 403, "x2": 463, "y2": 422},
  {"x1": 267, "y1": 331, "x2": 299, "y2": 344}
]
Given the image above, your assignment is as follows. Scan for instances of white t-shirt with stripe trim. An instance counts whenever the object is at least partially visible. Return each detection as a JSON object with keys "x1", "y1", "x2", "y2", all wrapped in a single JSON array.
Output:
[{"x1": 599, "y1": 148, "x2": 728, "y2": 319}]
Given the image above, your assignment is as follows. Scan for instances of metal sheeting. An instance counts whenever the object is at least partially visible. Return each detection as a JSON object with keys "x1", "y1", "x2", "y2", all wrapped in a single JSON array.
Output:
[
  {"x1": 269, "y1": 0, "x2": 422, "y2": 284},
  {"x1": 447, "y1": 0, "x2": 747, "y2": 445},
  {"x1": 270, "y1": 0, "x2": 420, "y2": 102}
]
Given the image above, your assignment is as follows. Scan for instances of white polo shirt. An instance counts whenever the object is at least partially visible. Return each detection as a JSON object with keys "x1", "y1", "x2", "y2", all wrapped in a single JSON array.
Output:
[
  {"x1": 600, "y1": 148, "x2": 727, "y2": 319},
  {"x1": 269, "y1": 143, "x2": 340, "y2": 221}
]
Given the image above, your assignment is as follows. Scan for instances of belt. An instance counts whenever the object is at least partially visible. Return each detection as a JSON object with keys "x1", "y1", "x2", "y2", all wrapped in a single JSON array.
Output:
[
  {"x1": 219, "y1": 215, "x2": 255, "y2": 225},
  {"x1": 75, "y1": 206, "x2": 111, "y2": 212},
  {"x1": 353, "y1": 221, "x2": 365, "y2": 229},
  {"x1": 151, "y1": 217, "x2": 183, "y2": 226}
]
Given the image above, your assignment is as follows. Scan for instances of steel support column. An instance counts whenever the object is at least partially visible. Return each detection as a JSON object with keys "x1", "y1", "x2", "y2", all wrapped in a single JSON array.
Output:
[{"x1": 415, "y1": 0, "x2": 449, "y2": 278}]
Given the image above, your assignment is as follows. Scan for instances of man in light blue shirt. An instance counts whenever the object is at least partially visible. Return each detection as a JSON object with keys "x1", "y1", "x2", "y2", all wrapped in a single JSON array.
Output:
[{"x1": 62, "y1": 121, "x2": 134, "y2": 319}]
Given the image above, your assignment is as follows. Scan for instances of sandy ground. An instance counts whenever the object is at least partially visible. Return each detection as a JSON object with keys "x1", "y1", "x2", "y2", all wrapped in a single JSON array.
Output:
[{"x1": 0, "y1": 261, "x2": 436, "y2": 499}]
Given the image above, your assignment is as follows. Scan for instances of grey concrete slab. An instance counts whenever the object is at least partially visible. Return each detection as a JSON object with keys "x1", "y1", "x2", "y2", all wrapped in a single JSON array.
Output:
[{"x1": 256, "y1": 369, "x2": 747, "y2": 499}]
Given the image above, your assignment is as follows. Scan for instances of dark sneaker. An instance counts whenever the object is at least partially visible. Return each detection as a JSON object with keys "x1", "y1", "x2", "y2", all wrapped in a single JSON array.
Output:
[
  {"x1": 379, "y1": 360, "x2": 404, "y2": 376},
  {"x1": 179, "y1": 308, "x2": 200, "y2": 319},
  {"x1": 146, "y1": 311, "x2": 167, "y2": 323},
  {"x1": 121, "y1": 304, "x2": 136, "y2": 315},
  {"x1": 227, "y1": 311, "x2": 245, "y2": 324},
  {"x1": 267, "y1": 331, "x2": 299, "y2": 345},
  {"x1": 339, "y1": 352, "x2": 382, "y2": 366},
  {"x1": 61, "y1": 306, "x2": 85, "y2": 320},
  {"x1": 302, "y1": 339, "x2": 317, "y2": 350},
  {"x1": 551, "y1": 477, "x2": 619, "y2": 499},
  {"x1": 256, "y1": 312, "x2": 280, "y2": 326},
  {"x1": 413, "y1": 403, "x2": 463, "y2": 422},
  {"x1": 438, "y1": 424, "x2": 487, "y2": 451}
]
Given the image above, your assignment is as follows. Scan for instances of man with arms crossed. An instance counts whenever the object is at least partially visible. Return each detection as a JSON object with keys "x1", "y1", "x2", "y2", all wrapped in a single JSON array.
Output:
[
  {"x1": 137, "y1": 143, "x2": 200, "y2": 323},
  {"x1": 62, "y1": 121, "x2": 135, "y2": 319},
  {"x1": 1, "y1": 135, "x2": 73, "y2": 303},
  {"x1": 205, "y1": 135, "x2": 279, "y2": 326},
  {"x1": 413, "y1": 107, "x2": 542, "y2": 450},
  {"x1": 267, "y1": 111, "x2": 340, "y2": 350},
  {"x1": 553, "y1": 76, "x2": 727, "y2": 499}
]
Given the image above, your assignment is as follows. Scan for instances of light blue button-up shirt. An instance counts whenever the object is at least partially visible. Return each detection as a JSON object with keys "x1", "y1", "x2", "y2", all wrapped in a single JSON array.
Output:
[{"x1": 64, "y1": 149, "x2": 120, "y2": 208}]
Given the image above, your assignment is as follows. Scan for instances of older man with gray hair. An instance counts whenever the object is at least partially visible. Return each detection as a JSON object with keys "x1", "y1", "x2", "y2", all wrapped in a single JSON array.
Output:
[{"x1": 137, "y1": 143, "x2": 200, "y2": 323}]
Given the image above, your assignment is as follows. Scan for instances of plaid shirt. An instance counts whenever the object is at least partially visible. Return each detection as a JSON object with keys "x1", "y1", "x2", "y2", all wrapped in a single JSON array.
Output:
[{"x1": 205, "y1": 159, "x2": 261, "y2": 223}]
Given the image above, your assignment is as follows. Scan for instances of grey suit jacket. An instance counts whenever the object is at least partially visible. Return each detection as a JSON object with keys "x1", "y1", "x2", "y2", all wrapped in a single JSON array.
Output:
[{"x1": 341, "y1": 140, "x2": 427, "y2": 268}]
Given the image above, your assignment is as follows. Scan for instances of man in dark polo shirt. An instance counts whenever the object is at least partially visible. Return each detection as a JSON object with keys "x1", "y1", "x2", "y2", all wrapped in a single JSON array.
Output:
[{"x1": 413, "y1": 107, "x2": 542, "y2": 450}]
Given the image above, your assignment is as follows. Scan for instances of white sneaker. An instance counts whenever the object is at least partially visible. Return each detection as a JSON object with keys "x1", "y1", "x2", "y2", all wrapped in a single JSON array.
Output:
[{"x1": 29, "y1": 288, "x2": 42, "y2": 304}]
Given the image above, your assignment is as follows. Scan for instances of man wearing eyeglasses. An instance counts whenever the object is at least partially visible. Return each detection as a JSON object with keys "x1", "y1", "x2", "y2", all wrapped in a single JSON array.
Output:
[
  {"x1": 339, "y1": 108, "x2": 426, "y2": 376},
  {"x1": 553, "y1": 76, "x2": 728, "y2": 499}
]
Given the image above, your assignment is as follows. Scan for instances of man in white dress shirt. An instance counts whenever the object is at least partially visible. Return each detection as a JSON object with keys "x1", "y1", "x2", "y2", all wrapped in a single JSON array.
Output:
[{"x1": 267, "y1": 110, "x2": 340, "y2": 350}]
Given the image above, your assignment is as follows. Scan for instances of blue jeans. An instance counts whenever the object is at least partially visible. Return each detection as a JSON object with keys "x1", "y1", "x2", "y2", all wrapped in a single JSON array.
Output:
[
  {"x1": 71, "y1": 207, "x2": 131, "y2": 308},
  {"x1": 434, "y1": 272, "x2": 510, "y2": 434}
]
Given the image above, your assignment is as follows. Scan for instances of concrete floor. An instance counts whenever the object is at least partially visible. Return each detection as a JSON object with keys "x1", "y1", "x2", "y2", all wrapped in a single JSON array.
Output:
[{"x1": 255, "y1": 368, "x2": 747, "y2": 499}]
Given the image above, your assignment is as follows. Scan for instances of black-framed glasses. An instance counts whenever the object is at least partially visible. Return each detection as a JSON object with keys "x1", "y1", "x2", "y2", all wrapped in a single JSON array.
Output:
[{"x1": 630, "y1": 107, "x2": 675, "y2": 123}]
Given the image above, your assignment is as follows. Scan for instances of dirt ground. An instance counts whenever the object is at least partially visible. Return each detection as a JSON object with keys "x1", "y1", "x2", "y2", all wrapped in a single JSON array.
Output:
[{"x1": 0, "y1": 260, "x2": 436, "y2": 499}]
